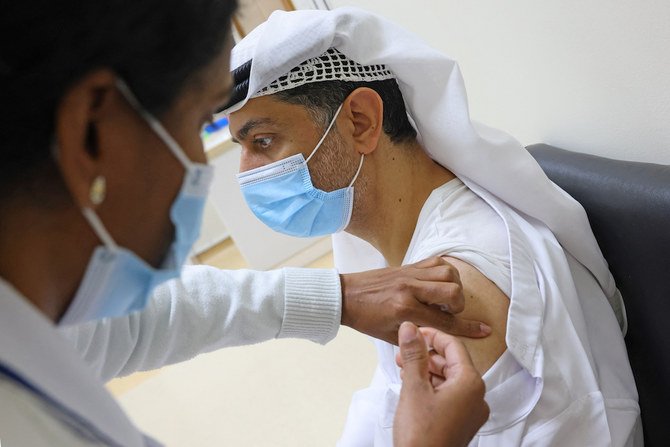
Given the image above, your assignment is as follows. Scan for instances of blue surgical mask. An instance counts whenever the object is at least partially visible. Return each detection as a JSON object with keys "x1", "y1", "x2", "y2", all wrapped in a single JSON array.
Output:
[
  {"x1": 59, "y1": 79, "x2": 214, "y2": 325},
  {"x1": 237, "y1": 104, "x2": 364, "y2": 238}
]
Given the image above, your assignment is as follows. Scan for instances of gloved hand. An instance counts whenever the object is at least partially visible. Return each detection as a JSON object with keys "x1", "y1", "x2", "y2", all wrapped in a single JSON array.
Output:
[
  {"x1": 340, "y1": 256, "x2": 491, "y2": 345},
  {"x1": 393, "y1": 322, "x2": 489, "y2": 447}
]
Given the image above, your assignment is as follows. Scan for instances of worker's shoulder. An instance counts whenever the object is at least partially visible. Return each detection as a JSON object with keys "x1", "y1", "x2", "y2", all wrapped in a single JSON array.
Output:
[{"x1": 0, "y1": 377, "x2": 98, "y2": 446}]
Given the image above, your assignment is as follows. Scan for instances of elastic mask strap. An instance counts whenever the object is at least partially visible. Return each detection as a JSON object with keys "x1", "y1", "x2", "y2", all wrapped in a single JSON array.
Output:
[
  {"x1": 348, "y1": 154, "x2": 365, "y2": 188},
  {"x1": 305, "y1": 103, "x2": 344, "y2": 164},
  {"x1": 116, "y1": 79, "x2": 193, "y2": 171},
  {"x1": 82, "y1": 208, "x2": 119, "y2": 251}
]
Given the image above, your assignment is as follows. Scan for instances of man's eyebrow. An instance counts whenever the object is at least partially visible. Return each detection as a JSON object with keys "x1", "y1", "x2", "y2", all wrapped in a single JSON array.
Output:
[{"x1": 232, "y1": 117, "x2": 276, "y2": 143}]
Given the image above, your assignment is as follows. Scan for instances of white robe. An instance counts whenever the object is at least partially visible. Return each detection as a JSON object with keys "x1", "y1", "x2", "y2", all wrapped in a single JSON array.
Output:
[{"x1": 336, "y1": 179, "x2": 642, "y2": 446}]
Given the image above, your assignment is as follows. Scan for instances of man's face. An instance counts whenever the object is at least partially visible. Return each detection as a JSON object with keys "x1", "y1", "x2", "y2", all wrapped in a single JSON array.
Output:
[{"x1": 229, "y1": 95, "x2": 361, "y2": 193}]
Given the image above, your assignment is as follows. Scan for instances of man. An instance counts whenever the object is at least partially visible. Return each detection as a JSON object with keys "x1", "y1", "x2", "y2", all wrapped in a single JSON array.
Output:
[{"x1": 224, "y1": 7, "x2": 641, "y2": 446}]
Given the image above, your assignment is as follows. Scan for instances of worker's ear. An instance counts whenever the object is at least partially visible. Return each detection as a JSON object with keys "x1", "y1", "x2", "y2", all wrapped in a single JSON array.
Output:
[
  {"x1": 341, "y1": 87, "x2": 384, "y2": 156},
  {"x1": 54, "y1": 69, "x2": 125, "y2": 209}
]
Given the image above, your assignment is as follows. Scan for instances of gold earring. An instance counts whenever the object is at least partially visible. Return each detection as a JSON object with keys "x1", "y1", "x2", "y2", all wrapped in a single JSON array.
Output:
[{"x1": 89, "y1": 175, "x2": 106, "y2": 206}]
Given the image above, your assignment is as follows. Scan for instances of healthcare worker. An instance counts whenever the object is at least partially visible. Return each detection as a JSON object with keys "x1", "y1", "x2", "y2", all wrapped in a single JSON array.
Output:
[{"x1": 0, "y1": 1, "x2": 488, "y2": 445}]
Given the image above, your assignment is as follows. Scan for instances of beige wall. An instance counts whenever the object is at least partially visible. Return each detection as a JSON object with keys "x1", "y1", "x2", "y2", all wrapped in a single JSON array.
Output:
[{"x1": 330, "y1": 0, "x2": 670, "y2": 164}]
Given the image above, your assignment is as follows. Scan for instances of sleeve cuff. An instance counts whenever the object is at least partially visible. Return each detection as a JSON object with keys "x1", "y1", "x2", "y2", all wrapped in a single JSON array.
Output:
[{"x1": 279, "y1": 268, "x2": 342, "y2": 344}]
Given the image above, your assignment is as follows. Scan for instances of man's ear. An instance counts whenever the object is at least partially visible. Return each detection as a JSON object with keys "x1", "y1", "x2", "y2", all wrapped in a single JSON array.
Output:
[
  {"x1": 54, "y1": 69, "x2": 118, "y2": 209},
  {"x1": 342, "y1": 87, "x2": 384, "y2": 155}
]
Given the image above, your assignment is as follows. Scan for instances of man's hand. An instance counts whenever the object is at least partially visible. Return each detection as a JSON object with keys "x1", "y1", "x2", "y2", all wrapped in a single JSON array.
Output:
[
  {"x1": 340, "y1": 256, "x2": 491, "y2": 344},
  {"x1": 394, "y1": 322, "x2": 489, "y2": 447}
]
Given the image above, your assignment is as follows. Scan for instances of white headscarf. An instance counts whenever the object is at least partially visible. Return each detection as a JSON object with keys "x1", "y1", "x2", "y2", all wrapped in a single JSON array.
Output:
[{"x1": 227, "y1": 7, "x2": 618, "y2": 309}]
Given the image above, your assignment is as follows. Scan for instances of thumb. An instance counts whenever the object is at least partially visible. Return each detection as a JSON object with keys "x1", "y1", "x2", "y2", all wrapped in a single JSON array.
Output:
[{"x1": 398, "y1": 321, "x2": 430, "y2": 388}]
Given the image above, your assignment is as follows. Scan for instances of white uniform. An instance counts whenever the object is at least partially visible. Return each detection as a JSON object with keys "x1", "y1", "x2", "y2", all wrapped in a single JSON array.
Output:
[
  {"x1": 338, "y1": 179, "x2": 642, "y2": 446},
  {"x1": 0, "y1": 266, "x2": 341, "y2": 446}
]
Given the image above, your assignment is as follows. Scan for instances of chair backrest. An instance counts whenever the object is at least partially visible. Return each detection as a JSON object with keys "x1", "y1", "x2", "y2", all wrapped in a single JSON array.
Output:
[{"x1": 528, "y1": 143, "x2": 670, "y2": 446}]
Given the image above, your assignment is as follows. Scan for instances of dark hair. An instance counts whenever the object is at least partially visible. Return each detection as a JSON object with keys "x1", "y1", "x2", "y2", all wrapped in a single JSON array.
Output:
[
  {"x1": 0, "y1": 0, "x2": 237, "y2": 205},
  {"x1": 274, "y1": 78, "x2": 417, "y2": 144}
]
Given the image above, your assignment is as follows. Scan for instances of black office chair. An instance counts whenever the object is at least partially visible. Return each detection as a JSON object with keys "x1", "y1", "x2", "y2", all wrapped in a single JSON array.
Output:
[{"x1": 528, "y1": 143, "x2": 670, "y2": 446}]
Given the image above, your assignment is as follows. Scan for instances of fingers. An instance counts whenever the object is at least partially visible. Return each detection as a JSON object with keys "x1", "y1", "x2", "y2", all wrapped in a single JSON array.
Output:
[
  {"x1": 397, "y1": 322, "x2": 431, "y2": 391},
  {"x1": 408, "y1": 255, "x2": 461, "y2": 283},
  {"x1": 418, "y1": 327, "x2": 477, "y2": 376},
  {"x1": 410, "y1": 256, "x2": 457, "y2": 272},
  {"x1": 395, "y1": 324, "x2": 489, "y2": 447},
  {"x1": 430, "y1": 373, "x2": 446, "y2": 388},
  {"x1": 409, "y1": 256, "x2": 446, "y2": 269},
  {"x1": 428, "y1": 350, "x2": 447, "y2": 375},
  {"x1": 407, "y1": 279, "x2": 465, "y2": 314},
  {"x1": 396, "y1": 347, "x2": 448, "y2": 378},
  {"x1": 399, "y1": 371, "x2": 446, "y2": 388},
  {"x1": 405, "y1": 259, "x2": 464, "y2": 313},
  {"x1": 408, "y1": 259, "x2": 462, "y2": 285},
  {"x1": 408, "y1": 303, "x2": 491, "y2": 338}
]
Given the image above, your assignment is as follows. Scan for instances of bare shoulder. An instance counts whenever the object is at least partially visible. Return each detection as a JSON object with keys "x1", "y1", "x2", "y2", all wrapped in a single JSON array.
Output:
[{"x1": 442, "y1": 256, "x2": 509, "y2": 376}]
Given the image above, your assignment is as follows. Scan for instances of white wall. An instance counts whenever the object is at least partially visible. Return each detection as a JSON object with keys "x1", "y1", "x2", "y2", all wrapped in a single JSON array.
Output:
[{"x1": 329, "y1": 0, "x2": 670, "y2": 164}]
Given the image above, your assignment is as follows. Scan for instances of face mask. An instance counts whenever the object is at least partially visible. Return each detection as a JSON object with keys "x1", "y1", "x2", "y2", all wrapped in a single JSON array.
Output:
[
  {"x1": 237, "y1": 104, "x2": 364, "y2": 238},
  {"x1": 59, "y1": 79, "x2": 214, "y2": 325}
]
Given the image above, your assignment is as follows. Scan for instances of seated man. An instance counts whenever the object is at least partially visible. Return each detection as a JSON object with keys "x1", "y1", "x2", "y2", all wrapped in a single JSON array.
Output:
[{"x1": 223, "y1": 7, "x2": 641, "y2": 446}]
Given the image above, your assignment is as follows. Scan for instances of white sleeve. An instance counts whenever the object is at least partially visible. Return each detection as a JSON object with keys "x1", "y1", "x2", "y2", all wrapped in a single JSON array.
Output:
[{"x1": 58, "y1": 265, "x2": 342, "y2": 382}]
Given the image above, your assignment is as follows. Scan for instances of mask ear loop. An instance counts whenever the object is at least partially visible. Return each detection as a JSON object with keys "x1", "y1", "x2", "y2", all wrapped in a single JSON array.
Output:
[
  {"x1": 115, "y1": 79, "x2": 194, "y2": 171},
  {"x1": 82, "y1": 208, "x2": 119, "y2": 251},
  {"x1": 348, "y1": 154, "x2": 365, "y2": 188},
  {"x1": 305, "y1": 103, "x2": 344, "y2": 164}
]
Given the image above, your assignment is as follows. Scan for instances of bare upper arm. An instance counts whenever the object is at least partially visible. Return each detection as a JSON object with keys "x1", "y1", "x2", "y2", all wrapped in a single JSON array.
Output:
[{"x1": 442, "y1": 256, "x2": 509, "y2": 376}]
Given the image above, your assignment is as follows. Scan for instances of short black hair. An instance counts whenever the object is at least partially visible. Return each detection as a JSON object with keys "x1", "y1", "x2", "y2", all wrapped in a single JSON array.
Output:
[
  {"x1": 274, "y1": 78, "x2": 417, "y2": 144},
  {"x1": 0, "y1": 0, "x2": 237, "y2": 205}
]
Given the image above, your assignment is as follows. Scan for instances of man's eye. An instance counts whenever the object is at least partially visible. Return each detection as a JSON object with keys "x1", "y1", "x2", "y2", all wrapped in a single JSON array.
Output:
[{"x1": 253, "y1": 137, "x2": 273, "y2": 149}]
